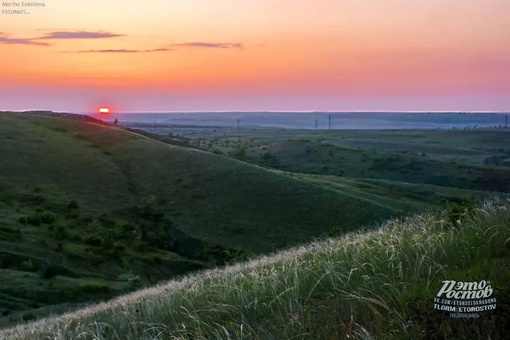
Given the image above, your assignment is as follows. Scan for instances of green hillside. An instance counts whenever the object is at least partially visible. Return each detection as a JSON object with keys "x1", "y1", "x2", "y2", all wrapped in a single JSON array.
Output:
[
  {"x1": 3, "y1": 199, "x2": 508, "y2": 339},
  {"x1": 183, "y1": 129, "x2": 510, "y2": 193},
  {"x1": 0, "y1": 112, "x2": 399, "y2": 326},
  {"x1": 0, "y1": 112, "x2": 397, "y2": 249}
]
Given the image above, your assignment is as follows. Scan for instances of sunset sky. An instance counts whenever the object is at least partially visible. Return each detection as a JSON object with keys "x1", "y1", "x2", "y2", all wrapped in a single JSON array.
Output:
[{"x1": 1, "y1": 0, "x2": 509, "y2": 112}]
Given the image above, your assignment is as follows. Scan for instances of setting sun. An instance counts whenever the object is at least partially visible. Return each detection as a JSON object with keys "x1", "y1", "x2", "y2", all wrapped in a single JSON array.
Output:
[{"x1": 98, "y1": 107, "x2": 110, "y2": 114}]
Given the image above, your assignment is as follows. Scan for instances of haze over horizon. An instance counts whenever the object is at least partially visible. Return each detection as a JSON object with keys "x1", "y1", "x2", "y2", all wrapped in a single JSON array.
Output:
[{"x1": 1, "y1": 1, "x2": 509, "y2": 112}]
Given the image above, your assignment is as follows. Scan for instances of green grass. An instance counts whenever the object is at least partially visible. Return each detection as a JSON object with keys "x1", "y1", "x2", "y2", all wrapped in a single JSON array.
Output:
[
  {"x1": 291, "y1": 174, "x2": 490, "y2": 211},
  {"x1": 0, "y1": 112, "x2": 397, "y2": 251},
  {"x1": 182, "y1": 128, "x2": 510, "y2": 192},
  {"x1": 2, "y1": 111, "x2": 507, "y2": 334},
  {"x1": 2, "y1": 198, "x2": 509, "y2": 339},
  {"x1": 0, "y1": 112, "x2": 401, "y2": 325}
]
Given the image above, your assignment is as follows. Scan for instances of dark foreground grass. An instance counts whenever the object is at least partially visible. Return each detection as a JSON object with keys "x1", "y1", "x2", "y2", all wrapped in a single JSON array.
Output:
[{"x1": 2, "y1": 198, "x2": 509, "y2": 339}]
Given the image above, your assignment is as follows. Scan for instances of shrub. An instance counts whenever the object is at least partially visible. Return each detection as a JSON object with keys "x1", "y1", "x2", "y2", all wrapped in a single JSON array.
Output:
[
  {"x1": 40, "y1": 212, "x2": 57, "y2": 224},
  {"x1": 83, "y1": 234, "x2": 103, "y2": 246},
  {"x1": 113, "y1": 220, "x2": 137, "y2": 241},
  {"x1": 201, "y1": 245, "x2": 252, "y2": 266},
  {"x1": 135, "y1": 241, "x2": 149, "y2": 252},
  {"x1": 137, "y1": 195, "x2": 164, "y2": 221},
  {"x1": 99, "y1": 232, "x2": 125, "y2": 260},
  {"x1": 56, "y1": 241, "x2": 64, "y2": 253},
  {"x1": 19, "y1": 259, "x2": 35, "y2": 272},
  {"x1": 261, "y1": 152, "x2": 280, "y2": 167},
  {"x1": 87, "y1": 219, "x2": 103, "y2": 233},
  {"x1": 39, "y1": 256, "x2": 66, "y2": 279},
  {"x1": 67, "y1": 200, "x2": 80, "y2": 210},
  {"x1": 443, "y1": 200, "x2": 474, "y2": 226},
  {"x1": 323, "y1": 226, "x2": 345, "y2": 238},
  {"x1": 0, "y1": 227, "x2": 23, "y2": 242},
  {"x1": 80, "y1": 282, "x2": 109, "y2": 294},
  {"x1": 117, "y1": 272, "x2": 142, "y2": 289},
  {"x1": 69, "y1": 234, "x2": 82, "y2": 242},
  {"x1": 49, "y1": 224, "x2": 68, "y2": 240},
  {"x1": 21, "y1": 312, "x2": 36, "y2": 321},
  {"x1": 26, "y1": 215, "x2": 41, "y2": 226}
]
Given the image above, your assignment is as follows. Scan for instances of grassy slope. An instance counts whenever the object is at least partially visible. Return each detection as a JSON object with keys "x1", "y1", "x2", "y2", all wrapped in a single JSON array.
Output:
[
  {"x1": 0, "y1": 113, "x2": 396, "y2": 249},
  {"x1": 291, "y1": 173, "x2": 489, "y2": 211},
  {"x1": 3, "y1": 199, "x2": 509, "y2": 339},
  {"x1": 182, "y1": 128, "x2": 510, "y2": 192},
  {"x1": 0, "y1": 112, "x2": 399, "y2": 325},
  {"x1": 242, "y1": 139, "x2": 510, "y2": 192},
  {"x1": 185, "y1": 128, "x2": 510, "y2": 165}
]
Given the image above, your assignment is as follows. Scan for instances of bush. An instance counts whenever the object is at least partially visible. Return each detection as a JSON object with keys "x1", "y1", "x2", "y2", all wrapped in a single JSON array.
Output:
[
  {"x1": 87, "y1": 219, "x2": 103, "y2": 232},
  {"x1": 323, "y1": 226, "x2": 345, "y2": 238},
  {"x1": 230, "y1": 147, "x2": 246, "y2": 159},
  {"x1": 99, "y1": 232, "x2": 125, "y2": 260},
  {"x1": 49, "y1": 224, "x2": 68, "y2": 240},
  {"x1": 113, "y1": 220, "x2": 137, "y2": 241},
  {"x1": 201, "y1": 245, "x2": 252, "y2": 266},
  {"x1": 69, "y1": 233, "x2": 82, "y2": 242},
  {"x1": 443, "y1": 200, "x2": 474, "y2": 226},
  {"x1": 80, "y1": 282, "x2": 109, "y2": 294},
  {"x1": 20, "y1": 259, "x2": 35, "y2": 272},
  {"x1": 39, "y1": 256, "x2": 66, "y2": 279},
  {"x1": 117, "y1": 272, "x2": 142, "y2": 288},
  {"x1": 21, "y1": 312, "x2": 36, "y2": 321},
  {"x1": 261, "y1": 152, "x2": 280, "y2": 168},
  {"x1": 135, "y1": 241, "x2": 149, "y2": 252},
  {"x1": 67, "y1": 200, "x2": 80, "y2": 210},
  {"x1": 26, "y1": 215, "x2": 41, "y2": 226},
  {"x1": 0, "y1": 227, "x2": 23, "y2": 242},
  {"x1": 83, "y1": 234, "x2": 103, "y2": 246},
  {"x1": 40, "y1": 212, "x2": 57, "y2": 224},
  {"x1": 138, "y1": 195, "x2": 164, "y2": 221}
]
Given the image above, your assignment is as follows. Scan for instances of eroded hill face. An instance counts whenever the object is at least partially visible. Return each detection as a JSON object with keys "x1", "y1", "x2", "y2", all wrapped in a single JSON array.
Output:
[{"x1": 0, "y1": 112, "x2": 397, "y2": 326}]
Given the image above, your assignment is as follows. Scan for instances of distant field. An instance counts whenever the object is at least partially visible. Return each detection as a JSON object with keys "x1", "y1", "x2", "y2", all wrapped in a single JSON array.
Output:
[
  {"x1": 156, "y1": 127, "x2": 510, "y2": 193},
  {"x1": 112, "y1": 111, "x2": 509, "y2": 130}
]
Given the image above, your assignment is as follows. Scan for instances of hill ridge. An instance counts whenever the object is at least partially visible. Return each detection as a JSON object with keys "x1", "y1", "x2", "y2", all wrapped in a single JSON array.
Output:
[{"x1": 0, "y1": 111, "x2": 398, "y2": 326}]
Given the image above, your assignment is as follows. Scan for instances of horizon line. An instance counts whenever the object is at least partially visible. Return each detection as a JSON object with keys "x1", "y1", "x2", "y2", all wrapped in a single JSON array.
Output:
[
  {"x1": 85, "y1": 110, "x2": 510, "y2": 114},
  {"x1": 3, "y1": 109, "x2": 509, "y2": 115}
]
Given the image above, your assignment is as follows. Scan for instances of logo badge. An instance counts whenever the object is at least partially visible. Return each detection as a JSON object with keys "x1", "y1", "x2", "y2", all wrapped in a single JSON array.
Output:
[{"x1": 433, "y1": 280, "x2": 497, "y2": 318}]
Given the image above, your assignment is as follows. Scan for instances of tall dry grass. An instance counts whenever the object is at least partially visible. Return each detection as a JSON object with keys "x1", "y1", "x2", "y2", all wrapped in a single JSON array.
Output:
[{"x1": 2, "y1": 198, "x2": 509, "y2": 339}]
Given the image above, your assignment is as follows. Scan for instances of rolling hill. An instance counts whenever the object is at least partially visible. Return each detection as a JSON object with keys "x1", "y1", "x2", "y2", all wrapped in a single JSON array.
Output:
[{"x1": 0, "y1": 111, "x2": 399, "y2": 326}]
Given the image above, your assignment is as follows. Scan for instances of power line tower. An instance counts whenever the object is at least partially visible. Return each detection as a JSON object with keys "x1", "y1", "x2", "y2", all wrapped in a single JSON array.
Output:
[{"x1": 328, "y1": 114, "x2": 331, "y2": 129}]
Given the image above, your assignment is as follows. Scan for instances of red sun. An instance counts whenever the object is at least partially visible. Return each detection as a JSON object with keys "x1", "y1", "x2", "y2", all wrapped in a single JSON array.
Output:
[{"x1": 98, "y1": 107, "x2": 110, "y2": 114}]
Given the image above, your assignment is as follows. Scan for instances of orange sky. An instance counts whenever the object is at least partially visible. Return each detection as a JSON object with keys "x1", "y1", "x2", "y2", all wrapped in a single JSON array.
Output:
[{"x1": 1, "y1": 0, "x2": 509, "y2": 111}]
